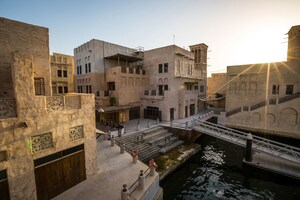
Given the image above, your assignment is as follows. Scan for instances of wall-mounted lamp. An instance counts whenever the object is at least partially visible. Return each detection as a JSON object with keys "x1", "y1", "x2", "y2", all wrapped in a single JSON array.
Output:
[{"x1": 21, "y1": 122, "x2": 28, "y2": 128}]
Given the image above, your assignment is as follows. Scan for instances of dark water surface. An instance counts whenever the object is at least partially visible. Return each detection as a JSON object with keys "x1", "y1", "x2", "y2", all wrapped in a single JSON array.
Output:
[{"x1": 161, "y1": 135, "x2": 300, "y2": 200}]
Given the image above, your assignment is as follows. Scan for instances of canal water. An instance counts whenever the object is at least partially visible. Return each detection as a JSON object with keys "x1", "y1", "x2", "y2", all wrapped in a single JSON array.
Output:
[{"x1": 161, "y1": 135, "x2": 300, "y2": 200}]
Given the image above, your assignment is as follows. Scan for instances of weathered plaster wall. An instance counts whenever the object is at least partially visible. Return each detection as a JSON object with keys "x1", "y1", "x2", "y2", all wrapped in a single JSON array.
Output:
[
  {"x1": 0, "y1": 17, "x2": 51, "y2": 97},
  {"x1": 0, "y1": 53, "x2": 96, "y2": 199},
  {"x1": 142, "y1": 45, "x2": 200, "y2": 121},
  {"x1": 225, "y1": 61, "x2": 300, "y2": 138}
]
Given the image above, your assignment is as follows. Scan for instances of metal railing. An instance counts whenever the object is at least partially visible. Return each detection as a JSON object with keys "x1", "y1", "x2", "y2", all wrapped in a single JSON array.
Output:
[
  {"x1": 226, "y1": 92, "x2": 300, "y2": 117},
  {"x1": 226, "y1": 107, "x2": 241, "y2": 117},
  {"x1": 250, "y1": 101, "x2": 266, "y2": 111},
  {"x1": 123, "y1": 167, "x2": 150, "y2": 200},
  {"x1": 194, "y1": 121, "x2": 300, "y2": 164},
  {"x1": 278, "y1": 92, "x2": 300, "y2": 104}
]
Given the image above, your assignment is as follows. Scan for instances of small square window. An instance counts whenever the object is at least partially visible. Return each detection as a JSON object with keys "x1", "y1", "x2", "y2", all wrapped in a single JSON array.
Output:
[
  {"x1": 164, "y1": 85, "x2": 168, "y2": 91},
  {"x1": 64, "y1": 86, "x2": 68, "y2": 93},
  {"x1": 57, "y1": 70, "x2": 62, "y2": 77},
  {"x1": 158, "y1": 64, "x2": 163, "y2": 73},
  {"x1": 58, "y1": 86, "x2": 63, "y2": 94},
  {"x1": 286, "y1": 85, "x2": 293, "y2": 95},
  {"x1": 164, "y1": 63, "x2": 168, "y2": 73}
]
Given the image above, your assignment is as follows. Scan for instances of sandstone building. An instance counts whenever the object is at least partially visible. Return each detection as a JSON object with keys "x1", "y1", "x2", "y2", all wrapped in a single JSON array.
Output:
[
  {"x1": 206, "y1": 73, "x2": 227, "y2": 109},
  {"x1": 0, "y1": 17, "x2": 96, "y2": 200},
  {"x1": 223, "y1": 25, "x2": 300, "y2": 139},
  {"x1": 74, "y1": 40, "x2": 146, "y2": 123},
  {"x1": 74, "y1": 41, "x2": 208, "y2": 122},
  {"x1": 50, "y1": 53, "x2": 75, "y2": 95},
  {"x1": 142, "y1": 44, "x2": 207, "y2": 121}
]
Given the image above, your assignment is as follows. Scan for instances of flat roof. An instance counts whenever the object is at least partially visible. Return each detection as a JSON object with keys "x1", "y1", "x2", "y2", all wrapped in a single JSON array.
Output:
[{"x1": 104, "y1": 53, "x2": 142, "y2": 62}]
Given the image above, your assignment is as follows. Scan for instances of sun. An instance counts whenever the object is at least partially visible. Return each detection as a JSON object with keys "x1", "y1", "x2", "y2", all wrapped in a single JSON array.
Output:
[{"x1": 232, "y1": 27, "x2": 287, "y2": 65}]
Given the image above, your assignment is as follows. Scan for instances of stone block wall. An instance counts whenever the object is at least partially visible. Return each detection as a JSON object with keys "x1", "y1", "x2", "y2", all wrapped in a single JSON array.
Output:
[
  {"x1": 0, "y1": 53, "x2": 97, "y2": 199},
  {"x1": 0, "y1": 17, "x2": 51, "y2": 97}
]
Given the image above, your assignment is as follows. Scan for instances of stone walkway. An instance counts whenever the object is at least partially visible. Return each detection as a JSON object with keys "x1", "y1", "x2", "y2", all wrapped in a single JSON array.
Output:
[
  {"x1": 54, "y1": 111, "x2": 210, "y2": 200},
  {"x1": 53, "y1": 140, "x2": 159, "y2": 200}
]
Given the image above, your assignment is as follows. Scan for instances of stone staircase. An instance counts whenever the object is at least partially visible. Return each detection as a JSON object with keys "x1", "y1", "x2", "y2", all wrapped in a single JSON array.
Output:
[{"x1": 115, "y1": 126, "x2": 184, "y2": 163}]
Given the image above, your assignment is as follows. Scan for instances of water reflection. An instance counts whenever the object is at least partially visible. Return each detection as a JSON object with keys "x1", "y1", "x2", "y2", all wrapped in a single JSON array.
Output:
[{"x1": 161, "y1": 135, "x2": 299, "y2": 200}]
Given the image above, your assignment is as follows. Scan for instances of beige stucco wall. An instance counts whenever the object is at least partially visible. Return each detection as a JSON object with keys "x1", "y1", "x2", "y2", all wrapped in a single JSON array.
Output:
[
  {"x1": 0, "y1": 17, "x2": 97, "y2": 199},
  {"x1": 0, "y1": 17, "x2": 51, "y2": 97},
  {"x1": 0, "y1": 53, "x2": 96, "y2": 199},
  {"x1": 207, "y1": 73, "x2": 227, "y2": 97},
  {"x1": 142, "y1": 45, "x2": 201, "y2": 121},
  {"x1": 50, "y1": 53, "x2": 75, "y2": 94},
  {"x1": 225, "y1": 61, "x2": 300, "y2": 138},
  {"x1": 106, "y1": 66, "x2": 147, "y2": 106}
]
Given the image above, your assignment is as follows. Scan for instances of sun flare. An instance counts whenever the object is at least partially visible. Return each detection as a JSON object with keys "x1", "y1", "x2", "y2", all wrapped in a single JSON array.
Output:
[{"x1": 232, "y1": 27, "x2": 287, "y2": 64}]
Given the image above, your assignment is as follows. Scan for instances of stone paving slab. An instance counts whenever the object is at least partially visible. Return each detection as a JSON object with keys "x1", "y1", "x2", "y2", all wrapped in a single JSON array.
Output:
[{"x1": 53, "y1": 140, "x2": 157, "y2": 200}]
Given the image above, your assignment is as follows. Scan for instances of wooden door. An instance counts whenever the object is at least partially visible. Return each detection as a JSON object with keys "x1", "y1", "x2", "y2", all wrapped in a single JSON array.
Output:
[{"x1": 35, "y1": 150, "x2": 86, "y2": 200}]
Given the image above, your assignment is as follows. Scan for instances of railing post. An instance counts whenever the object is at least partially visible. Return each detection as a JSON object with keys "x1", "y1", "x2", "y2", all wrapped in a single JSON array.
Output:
[
  {"x1": 111, "y1": 135, "x2": 115, "y2": 146},
  {"x1": 138, "y1": 170, "x2": 145, "y2": 190},
  {"x1": 246, "y1": 133, "x2": 253, "y2": 162},
  {"x1": 149, "y1": 159, "x2": 157, "y2": 176},
  {"x1": 120, "y1": 143, "x2": 125, "y2": 154},
  {"x1": 121, "y1": 184, "x2": 129, "y2": 200}
]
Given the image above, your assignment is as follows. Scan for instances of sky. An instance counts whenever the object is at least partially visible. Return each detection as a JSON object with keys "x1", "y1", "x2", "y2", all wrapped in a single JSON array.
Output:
[{"x1": 1, "y1": 0, "x2": 300, "y2": 76}]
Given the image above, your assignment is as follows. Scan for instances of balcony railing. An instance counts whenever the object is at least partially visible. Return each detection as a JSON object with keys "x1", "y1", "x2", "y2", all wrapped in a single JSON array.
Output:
[
  {"x1": 46, "y1": 96, "x2": 81, "y2": 112},
  {"x1": 0, "y1": 98, "x2": 17, "y2": 119},
  {"x1": 278, "y1": 92, "x2": 300, "y2": 104}
]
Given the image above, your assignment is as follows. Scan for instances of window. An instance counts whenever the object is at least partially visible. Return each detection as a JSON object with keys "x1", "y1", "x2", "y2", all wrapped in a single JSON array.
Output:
[
  {"x1": 164, "y1": 63, "x2": 168, "y2": 73},
  {"x1": 80, "y1": 65, "x2": 82, "y2": 74},
  {"x1": 85, "y1": 64, "x2": 88, "y2": 73},
  {"x1": 34, "y1": 78, "x2": 45, "y2": 95},
  {"x1": 63, "y1": 70, "x2": 67, "y2": 77},
  {"x1": 164, "y1": 85, "x2": 168, "y2": 91},
  {"x1": 200, "y1": 85, "x2": 204, "y2": 92},
  {"x1": 286, "y1": 85, "x2": 293, "y2": 95},
  {"x1": 89, "y1": 85, "x2": 92, "y2": 93},
  {"x1": 58, "y1": 86, "x2": 63, "y2": 94},
  {"x1": 77, "y1": 66, "x2": 79, "y2": 75},
  {"x1": 159, "y1": 85, "x2": 163, "y2": 96},
  {"x1": 86, "y1": 85, "x2": 88, "y2": 93},
  {"x1": 78, "y1": 86, "x2": 83, "y2": 93},
  {"x1": 121, "y1": 67, "x2": 127, "y2": 73},
  {"x1": 108, "y1": 82, "x2": 115, "y2": 91},
  {"x1": 158, "y1": 64, "x2": 163, "y2": 73},
  {"x1": 88, "y1": 63, "x2": 91, "y2": 72},
  {"x1": 272, "y1": 85, "x2": 279, "y2": 94},
  {"x1": 96, "y1": 91, "x2": 100, "y2": 96},
  {"x1": 57, "y1": 69, "x2": 62, "y2": 77},
  {"x1": 194, "y1": 85, "x2": 198, "y2": 90},
  {"x1": 64, "y1": 86, "x2": 68, "y2": 93}
]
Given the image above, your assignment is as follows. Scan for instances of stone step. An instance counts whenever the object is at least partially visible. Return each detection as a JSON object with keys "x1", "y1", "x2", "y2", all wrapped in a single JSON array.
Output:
[
  {"x1": 138, "y1": 145, "x2": 160, "y2": 154},
  {"x1": 148, "y1": 132, "x2": 174, "y2": 145},
  {"x1": 143, "y1": 130, "x2": 169, "y2": 140},
  {"x1": 143, "y1": 126, "x2": 164, "y2": 135},
  {"x1": 140, "y1": 151, "x2": 161, "y2": 162},
  {"x1": 159, "y1": 140, "x2": 184, "y2": 154},
  {"x1": 158, "y1": 136, "x2": 178, "y2": 147}
]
